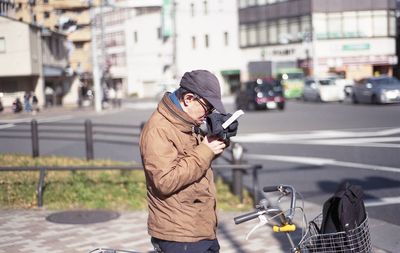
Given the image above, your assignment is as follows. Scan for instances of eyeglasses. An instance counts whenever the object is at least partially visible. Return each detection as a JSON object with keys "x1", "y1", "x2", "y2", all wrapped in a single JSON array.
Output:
[{"x1": 195, "y1": 97, "x2": 214, "y2": 115}]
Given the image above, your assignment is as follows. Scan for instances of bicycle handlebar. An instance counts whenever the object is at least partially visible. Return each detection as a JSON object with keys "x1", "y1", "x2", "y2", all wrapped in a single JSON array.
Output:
[
  {"x1": 234, "y1": 210, "x2": 261, "y2": 224},
  {"x1": 234, "y1": 185, "x2": 297, "y2": 225},
  {"x1": 263, "y1": 186, "x2": 280, "y2": 192}
]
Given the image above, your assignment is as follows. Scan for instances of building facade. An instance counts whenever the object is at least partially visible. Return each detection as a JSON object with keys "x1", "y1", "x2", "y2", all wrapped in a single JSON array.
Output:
[
  {"x1": 124, "y1": 0, "x2": 242, "y2": 98},
  {"x1": 125, "y1": 7, "x2": 168, "y2": 97},
  {"x1": 238, "y1": 0, "x2": 397, "y2": 81},
  {"x1": 174, "y1": 0, "x2": 242, "y2": 94},
  {"x1": 0, "y1": 15, "x2": 68, "y2": 107}
]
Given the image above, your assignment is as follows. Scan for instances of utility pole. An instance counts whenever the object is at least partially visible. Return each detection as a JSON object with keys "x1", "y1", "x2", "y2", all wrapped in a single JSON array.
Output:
[
  {"x1": 311, "y1": 17, "x2": 318, "y2": 77},
  {"x1": 172, "y1": 1, "x2": 177, "y2": 80},
  {"x1": 90, "y1": 0, "x2": 102, "y2": 112}
]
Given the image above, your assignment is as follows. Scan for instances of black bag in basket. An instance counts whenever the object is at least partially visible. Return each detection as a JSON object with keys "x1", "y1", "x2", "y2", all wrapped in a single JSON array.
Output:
[{"x1": 321, "y1": 181, "x2": 367, "y2": 234}]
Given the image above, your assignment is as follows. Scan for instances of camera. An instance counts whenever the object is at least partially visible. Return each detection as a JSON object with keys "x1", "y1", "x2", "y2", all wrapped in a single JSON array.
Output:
[{"x1": 197, "y1": 112, "x2": 240, "y2": 143}]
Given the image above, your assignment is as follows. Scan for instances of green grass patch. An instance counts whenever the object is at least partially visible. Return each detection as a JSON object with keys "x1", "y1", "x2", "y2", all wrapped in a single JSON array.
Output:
[{"x1": 0, "y1": 153, "x2": 253, "y2": 211}]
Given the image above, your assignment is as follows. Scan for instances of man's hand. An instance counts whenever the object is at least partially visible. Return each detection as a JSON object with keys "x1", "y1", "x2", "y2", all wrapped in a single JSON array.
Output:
[{"x1": 202, "y1": 136, "x2": 226, "y2": 155}]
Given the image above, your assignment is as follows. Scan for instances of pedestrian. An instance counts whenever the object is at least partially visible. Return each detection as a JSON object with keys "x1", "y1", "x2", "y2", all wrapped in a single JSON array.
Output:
[
  {"x1": 32, "y1": 94, "x2": 39, "y2": 114},
  {"x1": 12, "y1": 97, "x2": 23, "y2": 113},
  {"x1": 45, "y1": 86, "x2": 54, "y2": 107},
  {"x1": 140, "y1": 70, "x2": 237, "y2": 253},
  {"x1": 115, "y1": 83, "x2": 123, "y2": 108},
  {"x1": 24, "y1": 91, "x2": 32, "y2": 112},
  {"x1": 0, "y1": 97, "x2": 3, "y2": 113},
  {"x1": 108, "y1": 86, "x2": 116, "y2": 108}
]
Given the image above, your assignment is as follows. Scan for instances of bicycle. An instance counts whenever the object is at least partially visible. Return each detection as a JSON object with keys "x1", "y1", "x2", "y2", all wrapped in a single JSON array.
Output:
[
  {"x1": 89, "y1": 184, "x2": 372, "y2": 253},
  {"x1": 234, "y1": 184, "x2": 372, "y2": 253}
]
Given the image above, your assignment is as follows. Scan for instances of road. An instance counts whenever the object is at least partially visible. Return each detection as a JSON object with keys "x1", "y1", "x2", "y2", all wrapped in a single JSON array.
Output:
[{"x1": 1, "y1": 98, "x2": 400, "y2": 251}]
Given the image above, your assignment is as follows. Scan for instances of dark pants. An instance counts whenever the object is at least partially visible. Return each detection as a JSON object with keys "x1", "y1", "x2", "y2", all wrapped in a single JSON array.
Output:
[{"x1": 151, "y1": 237, "x2": 220, "y2": 253}]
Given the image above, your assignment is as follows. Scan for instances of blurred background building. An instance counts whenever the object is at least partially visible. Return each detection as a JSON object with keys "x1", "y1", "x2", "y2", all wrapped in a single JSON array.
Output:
[
  {"x1": 1, "y1": 0, "x2": 400, "y2": 107},
  {"x1": 239, "y1": 0, "x2": 398, "y2": 81}
]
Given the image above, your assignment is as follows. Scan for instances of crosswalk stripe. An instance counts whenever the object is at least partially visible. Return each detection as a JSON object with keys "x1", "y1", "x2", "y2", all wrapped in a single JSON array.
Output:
[
  {"x1": 246, "y1": 154, "x2": 400, "y2": 173},
  {"x1": 365, "y1": 197, "x2": 400, "y2": 207}
]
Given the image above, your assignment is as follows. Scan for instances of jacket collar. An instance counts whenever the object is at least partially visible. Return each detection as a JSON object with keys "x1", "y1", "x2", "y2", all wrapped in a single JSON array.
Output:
[{"x1": 158, "y1": 92, "x2": 197, "y2": 133}]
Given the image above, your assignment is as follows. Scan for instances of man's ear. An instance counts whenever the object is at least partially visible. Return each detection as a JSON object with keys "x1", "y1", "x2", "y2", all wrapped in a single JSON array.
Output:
[{"x1": 183, "y1": 93, "x2": 195, "y2": 106}]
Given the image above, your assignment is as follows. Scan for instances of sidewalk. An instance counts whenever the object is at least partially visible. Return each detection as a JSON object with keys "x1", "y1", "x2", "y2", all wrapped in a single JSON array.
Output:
[
  {"x1": 0, "y1": 105, "x2": 96, "y2": 123},
  {"x1": 0, "y1": 202, "x2": 390, "y2": 253}
]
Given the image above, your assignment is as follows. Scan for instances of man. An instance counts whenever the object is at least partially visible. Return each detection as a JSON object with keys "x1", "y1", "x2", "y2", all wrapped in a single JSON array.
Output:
[{"x1": 140, "y1": 70, "x2": 232, "y2": 253}]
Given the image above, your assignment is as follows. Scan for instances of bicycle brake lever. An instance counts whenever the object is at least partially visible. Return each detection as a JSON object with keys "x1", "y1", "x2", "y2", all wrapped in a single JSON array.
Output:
[{"x1": 245, "y1": 213, "x2": 268, "y2": 240}]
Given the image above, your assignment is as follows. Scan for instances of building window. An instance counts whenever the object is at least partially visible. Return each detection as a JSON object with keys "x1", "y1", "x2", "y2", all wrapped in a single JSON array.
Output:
[
  {"x1": 203, "y1": 1, "x2": 208, "y2": 15},
  {"x1": 301, "y1": 15, "x2": 311, "y2": 35},
  {"x1": 109, "y1": 53, "x2": 126, "y2": 67},
  {"x1": 191, "y1": 3, "x2": 195, "y2": 17},
  {"x1": 134, "y1": 31, "x2": 138, "y2": 43},
  {"x1": 247, "y1": 0, "x2": 257, "y2": 6},
  {"x1": 192, "y1": 36, "x2": 196, "y2": 49},
  {"x1": 44, "y1": 11, "x2": 50, "y2": 19},
  {"x1": 240, "y1": 24, "x2": 247, "y2": 47},
  {"x1": 239, "y1": 0, "x2": 247, "y2": 8},
  {"x1": 0, "y1": 37, "x2": 5, "y2": 53},
  {"x1": 74, "y1": 42, "x2": 84, "y2": 49},
  {"x1": 224, "y1": 31, "x2": 229, "y2": 46},
  {"x1": 358, "y1": 11, "x2": 373, "y2": 37},
  {"x1": 258, "y1": 22, "x2": 268, "y2": 45},
  {"x1": 327, "y1": 13, "x2": 342, "y2": 38},
  {"x1": 278, "y1": 19, "x2": 289, "y2": 43},
  {"x1": 204, "y1": 34, "x2": 209, "y2": 48},
  {"x1": 314, "y1": 13, "x2": 328, "y2": 39},
  {"x1": 248, "y1": 24, "x2": 258, "y2": 46},
  {"x1": 342, "y1": 12, "x2": 358, "y2": 37},
  {"x1": 268, "y1": 21, "x2": 278, "y2": 44},
  {"x1": 372, "y1": 10, "x2": 388, "y2": 37},
  {"x1": 389, "y1": 11, "x2": 396, "y2": 37},
  {"x1": 288, "y1": 18, "x2": 299, "y2": 41}
]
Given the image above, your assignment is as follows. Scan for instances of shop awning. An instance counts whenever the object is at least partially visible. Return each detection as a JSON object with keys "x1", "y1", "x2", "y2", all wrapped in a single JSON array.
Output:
[{"x1": 221, "y1": 69, "x2": 240, "y2": 76}]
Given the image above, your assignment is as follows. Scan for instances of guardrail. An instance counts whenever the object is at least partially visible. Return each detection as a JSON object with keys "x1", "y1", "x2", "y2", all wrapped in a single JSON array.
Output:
[
  {"x1": 0, "y1": 120, "x2": 262, "y2": 205},
  {"x1": 0, "y1": 119, "x2": 144, "y2": 160},
  {"x1": 0, "y1": 163, "x2": 262, "y2": 207}
]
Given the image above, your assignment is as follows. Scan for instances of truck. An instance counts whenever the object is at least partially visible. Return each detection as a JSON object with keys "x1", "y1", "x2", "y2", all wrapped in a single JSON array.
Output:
[{"x1": 247, "y1": 61, "x2": 305, "y2": 99}]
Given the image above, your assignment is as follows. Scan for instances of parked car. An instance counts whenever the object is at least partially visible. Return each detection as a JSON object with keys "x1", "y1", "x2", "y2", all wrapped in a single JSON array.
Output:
[
  {"x1": 352, "y1": 76, "x2": 400, "y2": 104},
  {"x1": 303, "y1": 77, "x2": 353, "y2": 102},
  {"x1": 235, "y1": 78, "x2": 285, "y2": 111}
]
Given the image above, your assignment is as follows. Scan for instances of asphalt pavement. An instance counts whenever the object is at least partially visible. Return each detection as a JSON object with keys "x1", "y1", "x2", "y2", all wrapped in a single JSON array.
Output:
[{"x1": 0, "y1": 101, "x2": 398, "y2": 252}]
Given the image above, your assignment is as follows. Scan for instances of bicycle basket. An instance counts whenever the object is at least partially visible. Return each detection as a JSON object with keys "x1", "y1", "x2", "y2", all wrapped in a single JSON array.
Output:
[{"x1": 297, "y1": 214, "x2": 372, "y2": 253}]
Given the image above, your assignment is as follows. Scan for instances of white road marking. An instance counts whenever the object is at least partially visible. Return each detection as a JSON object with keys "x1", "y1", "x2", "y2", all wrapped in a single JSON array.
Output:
[
  {"x1": 233, "y1": 128, "x2": 400, "y2": 142},
  {"x1": 365, "y1": 197, "x2": 400, "y2": 207},
  {"x1": 123, "y1": 102, "x2": 157, "y2": 110},
  {"x1": 246, "y1": 154, "x2": 400, "y2": 173},
  {"x1": 0, "y1": 115, "x2": 73, "y2": 124},
  {"x1": 232, "y1": 127, "x2": 400, "y2": 148},
  {"x1": 0, "y1": 123, "x2": 15, "y2": 129},
  {"x1": 36, "y1": 115, "x2": 73, "y2": 123}
]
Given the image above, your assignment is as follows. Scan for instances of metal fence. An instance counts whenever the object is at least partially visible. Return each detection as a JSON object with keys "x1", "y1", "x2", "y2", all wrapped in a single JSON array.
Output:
[
  {"x1": 0, "y1": 119, "x2": 263, "y2": 206},
  {"x1": 0, "y1": 119, "x2": 144, "y2": 160},
  {"x1": 0, "y1": 163, "x2": 262, "y2": 207}
]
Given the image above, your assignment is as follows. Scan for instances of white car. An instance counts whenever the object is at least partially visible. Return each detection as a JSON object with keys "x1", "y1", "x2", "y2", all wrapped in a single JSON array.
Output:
[{"x1": 303, "y1": 77, "x2": 353, "y2": 102}]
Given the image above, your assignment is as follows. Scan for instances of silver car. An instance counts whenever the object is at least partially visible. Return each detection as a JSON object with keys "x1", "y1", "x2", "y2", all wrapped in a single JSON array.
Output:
[{"x1": 352, "y1": 76, "x2": 400, "y2": 104}]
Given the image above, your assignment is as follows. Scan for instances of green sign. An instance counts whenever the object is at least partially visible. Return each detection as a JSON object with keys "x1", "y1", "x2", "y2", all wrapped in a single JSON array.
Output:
[
  {"x1": 162, "y1": 0, "x2": 173, "y2": 37},
  {"x1": 342, "y1": 44, "x2": 370, "y2": 51}
]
